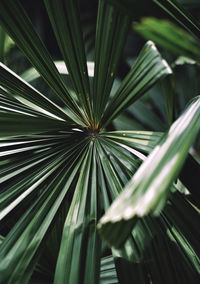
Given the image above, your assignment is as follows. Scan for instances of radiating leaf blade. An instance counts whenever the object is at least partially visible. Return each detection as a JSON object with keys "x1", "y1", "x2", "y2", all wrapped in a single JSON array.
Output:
[
  {"x1": 0, "y1": 0, "x2": 85, "y2": 122},
  {"x1": 0, "y1": 138, "x2": 89, "y2": 284},
  {"x1": 0, "y1": 133, "x2": 87, "y2": 216},
  {"x1": 0, "y1": 63, "x2": 73, "y2": 121},
  {"x1": 54, "y1": 142, "x2": 101, "y2": 284},
  {"x1": 100, "y1": 130, "x2": 163, "y2": 154},
  {"x1": 101, "y1": 41, "x2": 172, "y2": 128},
  {"x1": 0, "y1": 112, "x2": 73, "y2": 137},
  {"x1": 44, "y1": 0, "x2": 93, "y2": 122},
  {"x1": 93, "y1": 0, "x2": 131, "y2": 126},
  {"x1": 0, "y1": 92, "x2": 48, "y2": 118}
]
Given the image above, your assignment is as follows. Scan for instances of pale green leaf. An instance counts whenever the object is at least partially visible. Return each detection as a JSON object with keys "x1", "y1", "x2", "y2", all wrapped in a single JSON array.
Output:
[{"x1": 98, "y1": 96, "x2": 200, "y2": 247}]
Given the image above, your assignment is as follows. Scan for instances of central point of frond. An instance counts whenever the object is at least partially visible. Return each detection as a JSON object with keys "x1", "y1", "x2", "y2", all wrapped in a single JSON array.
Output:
[{"x1": 84, "y1": 126, "x2": 100, "y2": 139}]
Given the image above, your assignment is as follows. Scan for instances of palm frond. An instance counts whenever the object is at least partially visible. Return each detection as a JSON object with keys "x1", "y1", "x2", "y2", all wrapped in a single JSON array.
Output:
[
  {"x1": 101, "y1": 41, "x2": 172, "y2": 128},
  {"x1": 0, "y1": 0, "x2": 199, "y2": 282},
  {"x1": 0, "y1": 26, "x2": 6, "y2": 62},
  {"x1": 134, "y1": 17, "x2": 200, "y2": 62},
  {"x1": 93, "y1": 0, "x2": 131, "y2": 126},
  {"x1": 44, "y1": 0, "x2": 93, "y2": 122},
  {"x1": 100, "y1": 256, "x2": 118, "y2": 284},
  {"x1": 98, "y1": 96, "x2": 200, "y2": 247},
  {"x1": 0, "y1": 63, "x2": 70, "y2": 121},
  {"x1": 0, "y1": 135, "x2": 90, "y2": 284},
  {"x1": 153, "y1": 0, "x2": 200, "y2": 39},
  {"x1": 0, "y1": 0, "x2": 85, "y2": 122},
  {"x1": 54, "y1": 142, "x2": 101, "y2": 284}
]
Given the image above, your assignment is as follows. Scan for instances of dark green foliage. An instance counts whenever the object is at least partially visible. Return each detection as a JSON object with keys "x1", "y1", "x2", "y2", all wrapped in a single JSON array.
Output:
[{"x1": 0, "y1": 0, "x2": 199, "y2": 283}]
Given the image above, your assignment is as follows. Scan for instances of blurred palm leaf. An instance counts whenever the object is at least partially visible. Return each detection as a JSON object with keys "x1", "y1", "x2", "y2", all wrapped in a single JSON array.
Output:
[
  {"x1": 0, "y1": 26, "x2": 14, "y2": 63},
  {"x1": 153, "y1": 0, "x2": 200, "y2": 39},
  {"x1": 134, "y1": 17, "x2": 200, "y2": 62}
]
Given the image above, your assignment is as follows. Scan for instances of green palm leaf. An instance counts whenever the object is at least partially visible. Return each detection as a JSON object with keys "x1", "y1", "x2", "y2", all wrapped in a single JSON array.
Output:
[
  {"x1": 0, "y1": 0, "x2": 199, "y2": 282},
  {"x1": 21, "y1": 61, "x2": 95, "y2": 84},
  {"x1": 153, "y1": 0, "x2": 200, "y2": 39},
  {"x1": 0, "y1": 0, "x2": 85, "y2": 122},
  {"x1": 101, "y1": 130, "x2": 163, "y2": 154},
  {"x1": 0, "y1": 135, "x2": 86, "y2": 218},
  {"x1": 0, "y1": 136, "x2": 89, "y2": 284},
  {"x1": 54, "y1": 143, "x2": 101, "y2": 284},
  {"x1": 93, "y1": 0, "x2": 131, "y2": 126},
  {"x1": 0, "y1": 26, "x2": 6, "y2": 62},
  {"x1": 0, "y1": 63, "x2": 71, "y2": 121},
  {"x1": 98, "y1": 96, "x2": 200, "y2": 247},
  {"x1": 101, "y1": 41, "x2": 172, "y2": 128},
  {"x1": 44, "y1": 0, "x2": 93, "y2": 122},
  {"x1": 134, "y1": 17, "x2": 200, "y2": 62},
  {"x1": 0, "y1": 92, "x2": 49, "y2": 118},
  {"x1": 0, "y1": 112, "x2": 73, "y2": 137},
  {"x1": 100, "y1": 255, "x2": 118, "y2": 284}
]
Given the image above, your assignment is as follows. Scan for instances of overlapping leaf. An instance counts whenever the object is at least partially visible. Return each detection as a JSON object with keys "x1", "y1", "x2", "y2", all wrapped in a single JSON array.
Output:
[
  {"x1": 95, "y1": 137, "x2": 173, "y2": 282},
  {"x1": 98, "y1": 96, "x2": 200, "y2": 247},
  {"x1": 21, "y1": 61, "x2": 95, "y2": 83},
  {"x1": 100, "y1": 130, "x2": 163, "y2": 154}
]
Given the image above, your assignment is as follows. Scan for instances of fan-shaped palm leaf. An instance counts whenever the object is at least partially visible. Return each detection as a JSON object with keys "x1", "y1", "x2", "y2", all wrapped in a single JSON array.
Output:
[{"x1": 0, "y1": 0, "x2": 199, "y2": 283}]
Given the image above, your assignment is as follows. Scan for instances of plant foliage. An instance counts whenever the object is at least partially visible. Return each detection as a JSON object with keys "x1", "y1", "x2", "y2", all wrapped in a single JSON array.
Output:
[{"x1": 0, "y1": 0, "x2": 200, "y2": 283}]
